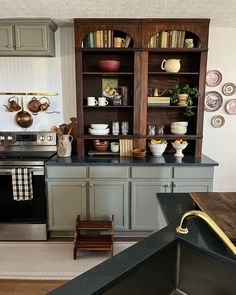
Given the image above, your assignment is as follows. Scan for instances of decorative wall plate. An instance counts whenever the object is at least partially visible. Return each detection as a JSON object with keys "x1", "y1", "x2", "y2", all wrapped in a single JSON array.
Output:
[
  {"x1": 222, "y1": 82, "x2": 236, "y2": 96},
  {"x1": 225, "y1": 99, "x2": 236, "y2": 115},
  {"x1": 211, "y1": 115, "x2": 225, "y2": 128},
  {"x1": 206, "y1": 70, "x2": 222, "y2": 87},
  {"x1": 204, "y1": 91, "x2": 223, "y2": 112}
]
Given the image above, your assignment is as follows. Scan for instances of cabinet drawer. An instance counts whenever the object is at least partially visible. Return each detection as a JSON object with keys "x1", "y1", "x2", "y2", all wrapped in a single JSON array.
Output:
[
  {"x1": 174, "y1": 167, "x2": 214, "y2": 179},
  {"x1": 89, "y1": 167, "x2": 129, "y2": 179},
  {"x1": 47, "y1": 166, "x2": 87, "y2": 178},
  {"x1": 131, "y1": 167, "x2": 171, "y2": 179}
]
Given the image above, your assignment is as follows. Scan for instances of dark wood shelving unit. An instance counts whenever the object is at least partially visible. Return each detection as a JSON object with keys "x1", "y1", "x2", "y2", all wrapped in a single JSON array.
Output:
[{"x1": 74, "y1": 18, "x2": 210, "y2": 157}]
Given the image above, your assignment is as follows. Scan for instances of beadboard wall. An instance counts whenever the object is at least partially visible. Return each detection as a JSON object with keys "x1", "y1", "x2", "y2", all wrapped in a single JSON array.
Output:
[{"x1": 0, "y1": 27, "x2": 76, "y2": 131}]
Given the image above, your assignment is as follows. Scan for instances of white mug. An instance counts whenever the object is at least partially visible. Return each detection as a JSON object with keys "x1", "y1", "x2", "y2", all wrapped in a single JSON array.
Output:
[
  {"x1": 98, "y1": 97, "x2": 109, "y2": 106},
  {"x1": 111, "y1": 142, "x2": 119, "y2": 153},
  {"x1": 87, "y1": 96, "x2": 98, "y2": 106}
]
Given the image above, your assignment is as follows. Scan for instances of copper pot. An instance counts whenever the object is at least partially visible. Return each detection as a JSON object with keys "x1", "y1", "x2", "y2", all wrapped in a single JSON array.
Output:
[
  {"x1": 27, "y1": 97, "x2": 41, "y2": 115},
  {"x1": 15, "y1": 99, "x2": 33, "y2": 128},
  {"x1": 4, "y1": 96, "x2": 21, "y2": 112}
]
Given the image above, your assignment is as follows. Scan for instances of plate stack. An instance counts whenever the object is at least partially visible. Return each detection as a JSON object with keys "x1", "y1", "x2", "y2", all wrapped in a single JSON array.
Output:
[{"x1": 88, "y1": 124, "x2": 109, "y2": 135}]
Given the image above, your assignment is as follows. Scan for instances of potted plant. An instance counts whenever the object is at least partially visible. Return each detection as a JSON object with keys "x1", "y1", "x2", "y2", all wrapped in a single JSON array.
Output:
[{"x1": 170, "y1": 84, "x2": 199, "y2": 117}]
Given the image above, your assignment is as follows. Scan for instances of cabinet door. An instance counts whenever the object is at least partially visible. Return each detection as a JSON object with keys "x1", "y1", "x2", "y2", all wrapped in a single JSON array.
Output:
[
  {"x1": 47, "y1": 180, "x2": 86, "y2": 231},
  {"x1": 172, "y1": 181, "x2": 213, "y2": 193},
  {"x1": 131, "y1": 181, "x2": 170, "y2": 231},
  {"x1": 0, "y1": 25, "x2": 14, "y2": 51},
  {"x1": 89, "y1": 181, "x2": 129, "y2": 230},
  {"x1": 15, "y1": 25, "x2": 48, "y2": 51}
]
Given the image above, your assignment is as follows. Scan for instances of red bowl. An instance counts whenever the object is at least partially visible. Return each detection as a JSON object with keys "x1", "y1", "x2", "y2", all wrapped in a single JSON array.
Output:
[{"x1": 98, "y1": 60, "x2": 120, "y2": 72}]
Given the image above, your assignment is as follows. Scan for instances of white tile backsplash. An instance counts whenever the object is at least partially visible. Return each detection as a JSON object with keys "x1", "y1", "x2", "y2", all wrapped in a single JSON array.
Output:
[{"x1": 0, "y1": 30, "x2": 64, "y2": 131}]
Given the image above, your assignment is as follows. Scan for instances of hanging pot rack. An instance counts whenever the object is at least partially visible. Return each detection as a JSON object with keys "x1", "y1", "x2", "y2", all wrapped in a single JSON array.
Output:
[{"x1": 0, "y1": 92, "x2": 58, "y2": 96}]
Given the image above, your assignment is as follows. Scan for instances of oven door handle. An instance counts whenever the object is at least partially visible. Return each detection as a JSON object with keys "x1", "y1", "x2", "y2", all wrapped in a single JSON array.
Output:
[{"x1": 0, "y1": 167, "x2": 44, "y2": 176}]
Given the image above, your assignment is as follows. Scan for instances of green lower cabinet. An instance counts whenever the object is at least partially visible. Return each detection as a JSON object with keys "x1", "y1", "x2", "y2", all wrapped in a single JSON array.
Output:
[
  {"x1": 131, "y1": 181, "x2": 170, "y2": 231},
  {"x1": 47, "y1": 180, "x2": 86, "y2": 231},
  {"x1": 172, "y1": 181, "x2": 213, "y2": 192},
  {"x1": 89, "y1": 181, "x2": 129, "y2": 230}
]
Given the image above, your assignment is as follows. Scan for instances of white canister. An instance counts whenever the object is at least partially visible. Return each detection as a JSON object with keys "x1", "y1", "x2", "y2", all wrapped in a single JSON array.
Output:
[{"x1": 57, "y1": 135, "x2": 73, "y2": 157}]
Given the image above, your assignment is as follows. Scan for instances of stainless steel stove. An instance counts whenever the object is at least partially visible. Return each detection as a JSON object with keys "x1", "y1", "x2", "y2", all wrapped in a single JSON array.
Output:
[{"x1": 0, "y1": 132, "x2": 57, "y2": 240}]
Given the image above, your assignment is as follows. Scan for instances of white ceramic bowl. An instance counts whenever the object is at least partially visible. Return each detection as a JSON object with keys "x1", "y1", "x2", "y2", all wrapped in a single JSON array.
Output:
[
  {"x1": 171, "y1": 121, "x2": 188, "y2": 127},
  {"x1": 171, "y1": 142, "x2": 188, "y2": 157},
  {"x1": 88, "y1": 128, "x2": 109, "y2": 135},
  {"x1": 90, "y1": 124, "x2": 109, "y2": 130},
  {"x1": 148, "y1": 143, "x2": 167, "y2": 156},
  {"x1": 171, "y1": 127, "x2": 187, "y2": 135}
]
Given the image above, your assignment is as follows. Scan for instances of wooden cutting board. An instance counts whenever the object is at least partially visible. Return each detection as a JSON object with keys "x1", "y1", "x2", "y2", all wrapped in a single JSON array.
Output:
[{"x1": 190, "y1": 192, "x2": 236, "y2": 242}]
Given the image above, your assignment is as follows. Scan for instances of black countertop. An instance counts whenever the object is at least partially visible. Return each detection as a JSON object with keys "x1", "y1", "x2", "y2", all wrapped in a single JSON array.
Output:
[
  {"x1": 46, "y1": 154, "x2": 218, "y2": 166},
  {"x1": 47, "y1": 193, "x2": 235, "y2": 295}
]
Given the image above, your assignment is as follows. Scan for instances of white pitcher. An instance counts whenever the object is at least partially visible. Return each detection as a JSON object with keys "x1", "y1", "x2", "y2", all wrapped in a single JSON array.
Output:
[
  {"x1": 161, "y1": 59, "x2": 181, "y2": 73},
  {"x1": 57, "y1": 135, "x2": 73, "y2": 157}
]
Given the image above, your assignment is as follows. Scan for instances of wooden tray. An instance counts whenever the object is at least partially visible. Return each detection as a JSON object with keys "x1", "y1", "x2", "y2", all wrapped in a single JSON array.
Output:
[{"x1": 88, "y1": 150, "x2": 119, "y2": 156}]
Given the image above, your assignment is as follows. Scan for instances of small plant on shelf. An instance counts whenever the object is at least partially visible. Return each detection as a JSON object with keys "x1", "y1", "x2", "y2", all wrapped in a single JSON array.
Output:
[{"x1": 170, "y1": 84, "x2": 199, "y2": 117}]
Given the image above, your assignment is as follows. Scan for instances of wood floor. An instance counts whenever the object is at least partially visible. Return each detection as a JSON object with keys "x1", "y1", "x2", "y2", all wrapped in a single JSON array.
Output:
[{"x1": 0, "y1": 280, "x2": 67, "y2": 295}]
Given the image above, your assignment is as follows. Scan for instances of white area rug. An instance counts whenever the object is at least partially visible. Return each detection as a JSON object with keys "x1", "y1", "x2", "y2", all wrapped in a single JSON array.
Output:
[{"x1": 0, "y1": 242, "x2": 135, "y2": 280}]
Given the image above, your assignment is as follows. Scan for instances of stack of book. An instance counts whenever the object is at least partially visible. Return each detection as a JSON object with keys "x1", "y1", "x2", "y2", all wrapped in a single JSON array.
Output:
[
  {"x1": 82, "y1": 30, "x2": 131, "y2": 48},
  {"x1": 147, "y1": 96, "x2": 170, "y2": 106},
  {"x1": 148, "y1": 30, "x2": 188, "y2": 48}
]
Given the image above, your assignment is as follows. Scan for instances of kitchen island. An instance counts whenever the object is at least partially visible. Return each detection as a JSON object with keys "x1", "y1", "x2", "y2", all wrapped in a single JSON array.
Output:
[
  {"x1": 47, "y1": 193, "x2": 236, "y2": 295},
  {"x1": 46, "y1": 154, "x2": 218, "y2": 235}
]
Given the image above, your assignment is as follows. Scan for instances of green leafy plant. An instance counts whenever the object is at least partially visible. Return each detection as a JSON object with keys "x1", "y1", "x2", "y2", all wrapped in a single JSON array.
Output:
[{"x1": 170, "y1": 84, "x2": 199, "y2": 117}]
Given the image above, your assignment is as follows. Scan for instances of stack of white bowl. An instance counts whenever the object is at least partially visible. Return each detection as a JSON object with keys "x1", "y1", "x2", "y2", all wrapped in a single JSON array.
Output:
[
  {"x1": 88, "y1": 124, "x2": 109, "y2": 135},
  {"x1": 170, "y1": 121, "x2": 188, "y2": 135}
]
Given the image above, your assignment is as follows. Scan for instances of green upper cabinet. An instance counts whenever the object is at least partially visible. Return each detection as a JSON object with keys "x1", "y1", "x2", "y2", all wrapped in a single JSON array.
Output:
[{"x1": 0, "y1": 19, "x2": 58, "y2": 56}]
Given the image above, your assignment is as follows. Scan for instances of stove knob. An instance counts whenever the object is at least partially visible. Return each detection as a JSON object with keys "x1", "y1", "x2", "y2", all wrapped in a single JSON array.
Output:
[
  {"x1": 7, "y1": 136, "x2": 13, "y2": 141},
  {"x1": 0, "y1": 135, "x2": 5, "y2": 141},
  {"x1": 47, "y1": 135, "x2": 53, "y2": 141},
  {"x1": 39, "y1": 136, "x2": 45, "y2": 141}
]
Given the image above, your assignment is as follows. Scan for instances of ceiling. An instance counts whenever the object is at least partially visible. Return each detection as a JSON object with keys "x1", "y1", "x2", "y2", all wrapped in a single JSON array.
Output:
[{"x1": 0, "y1": 0, "x2": 236, "y2": 27}]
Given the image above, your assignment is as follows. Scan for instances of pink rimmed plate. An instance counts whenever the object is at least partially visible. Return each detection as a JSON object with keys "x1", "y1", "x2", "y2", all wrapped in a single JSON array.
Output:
[
  {"x1": 206, "y1": 70, "x2": 222, "y2": 87},
  {"x1": 222, "y1": 82, "x2": 236, "y2": 96},
  {"x1": 225, "y1": 99, "x2": 236, "y2": 115},
  {"x1": 204, "y1": 91, "x2": 223, "y2": 112},
  {"x1": 211, "y1": 115, "x2": 225, "y2": 128}
]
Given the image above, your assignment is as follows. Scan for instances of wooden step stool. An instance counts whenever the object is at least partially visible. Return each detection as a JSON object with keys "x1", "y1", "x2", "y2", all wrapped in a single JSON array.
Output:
[{"x1": 73, "y1": 214, "x2": 114, "y2": 260}]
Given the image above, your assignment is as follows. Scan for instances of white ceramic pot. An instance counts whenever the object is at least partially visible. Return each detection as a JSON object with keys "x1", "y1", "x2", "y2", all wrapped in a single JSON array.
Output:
[{"x1": 161, "y1": 59, "x2": 181, "y2": 73}]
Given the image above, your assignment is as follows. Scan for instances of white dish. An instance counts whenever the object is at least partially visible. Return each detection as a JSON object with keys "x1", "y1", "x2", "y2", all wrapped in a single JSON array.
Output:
[
  {"x1": 172, "y1": 142, "x2": 188, "y2": 157},
  {"x1": 88, "y1": 128, "x2": 109, "y2": 135},
  {"x1": 171, "y1": 127, "x2": 187, "y2": 135},
  {"x1": 90, "y1": 124, "x2": 109, "y2": 130},
  {"x1": 171, "y1": 121, "x2": 188, "y2": 127},
  {"x1": 148, "y1": 143, "x2": 167, "y2": 156}
]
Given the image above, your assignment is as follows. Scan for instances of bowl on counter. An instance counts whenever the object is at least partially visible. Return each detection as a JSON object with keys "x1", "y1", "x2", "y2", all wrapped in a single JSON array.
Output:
[
  {"x1": 132, "y1": 148, "x2": 146, "y2": 158},
  {"x1": 98, "y1": 60, "x2": 120, "y2": 72},
  {"x1": 172, "y1": 142, "x2": 188, "y2": 157},
  {"x1": 148, "y1": 142, "x2": 167, "y2": 156}
]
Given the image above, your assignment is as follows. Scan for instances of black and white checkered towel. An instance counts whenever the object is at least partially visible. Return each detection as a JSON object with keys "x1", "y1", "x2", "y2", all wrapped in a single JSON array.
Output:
[{"x1": 12, "y1": 168, "x2": 33, "y2": 201}]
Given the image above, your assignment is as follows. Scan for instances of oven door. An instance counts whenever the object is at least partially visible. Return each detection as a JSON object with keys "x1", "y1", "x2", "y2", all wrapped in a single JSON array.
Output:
[{"x1": 0, "y1": 166, "x2": 47, "y2": 240}]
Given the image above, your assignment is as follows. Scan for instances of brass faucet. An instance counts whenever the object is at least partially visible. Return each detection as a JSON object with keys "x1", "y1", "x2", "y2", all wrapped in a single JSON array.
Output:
[{"x1": 176, "y1": 210, "x2": 236, "y2": 256}]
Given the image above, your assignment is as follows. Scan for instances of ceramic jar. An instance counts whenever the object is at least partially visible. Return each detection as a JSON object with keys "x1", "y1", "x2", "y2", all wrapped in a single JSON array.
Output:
[
  {"x1": 161, "y1": 59, "x2": 181, "y2": 73},
  {"x1": 57, "y1": 135, "x2": 73, "y2": 157}
]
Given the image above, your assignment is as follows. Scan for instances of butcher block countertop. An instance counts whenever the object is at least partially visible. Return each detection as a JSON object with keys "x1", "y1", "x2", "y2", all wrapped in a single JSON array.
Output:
[{"x1": 190, "y1": 192, "x2": 236, "y2": 242}]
